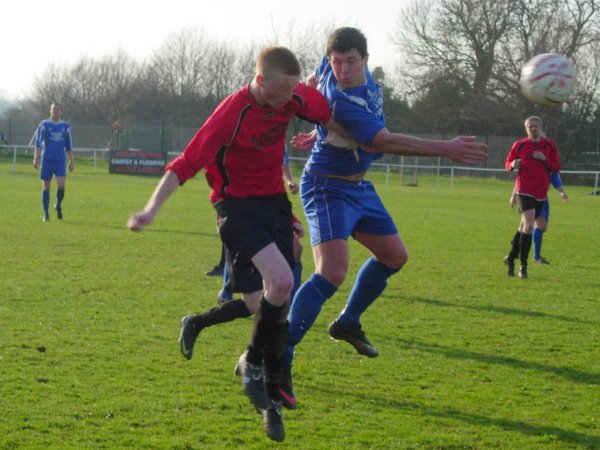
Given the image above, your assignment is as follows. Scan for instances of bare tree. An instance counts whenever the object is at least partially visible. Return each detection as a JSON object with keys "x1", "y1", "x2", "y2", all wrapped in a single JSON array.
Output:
[
  {"x1": 203, "y1": 41, "x2": 244, "y2": 101},
  {"x1": 393, "y1": 0, "x2": 600, "y2": 140},
  {"x1": 148, "y1": 27, "x2": 210, "y2": 98}
]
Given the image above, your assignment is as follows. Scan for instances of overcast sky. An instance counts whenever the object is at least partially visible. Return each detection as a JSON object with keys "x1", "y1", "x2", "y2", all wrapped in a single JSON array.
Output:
[{"x1": 1, "y1": 0, "x2": 410, "y2": 99}]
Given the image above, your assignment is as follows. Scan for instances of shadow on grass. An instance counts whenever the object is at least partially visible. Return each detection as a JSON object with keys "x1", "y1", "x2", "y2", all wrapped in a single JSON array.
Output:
[
  {"x1": 394, "y1": 337, "x2": 600, "y2": 386},
  {"x1": 408, "y1": 402, "x2": 599, "y2": 448},
  {"x1": 406, "y1": 296, "x2": 597, "y2": 326},
  {"x1": 309, "y1": 383, "x2": 600, "y2": 448},
  {"x1": 55, "y1": 219, "x2": 215, "y2": 237}
]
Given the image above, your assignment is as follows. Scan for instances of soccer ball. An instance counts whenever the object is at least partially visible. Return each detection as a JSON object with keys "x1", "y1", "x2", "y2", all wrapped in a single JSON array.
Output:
[{"x1": 519, "y1": 53, "x2": 576, "y2": 106}]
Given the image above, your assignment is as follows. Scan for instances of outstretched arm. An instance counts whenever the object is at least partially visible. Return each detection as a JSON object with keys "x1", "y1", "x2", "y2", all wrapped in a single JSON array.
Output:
[
  {"x1": 368, "y1": 128, "x2": 487, "y2": 165},
  {"x1": 128, "y1": 170, "x2": 181, "y2": 231}
]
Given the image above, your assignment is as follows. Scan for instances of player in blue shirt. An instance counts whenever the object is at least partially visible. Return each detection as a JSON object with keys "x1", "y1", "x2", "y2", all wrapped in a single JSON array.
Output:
[
  {"x1": 279, "y1": 27, "x2": 487, "y2": 408},
  {"x1": 33, "y1": 103, "x2": 74, "y2": 221},
  {"x1": 510, "y1": 172, "x2": 568, "y2": 264}
]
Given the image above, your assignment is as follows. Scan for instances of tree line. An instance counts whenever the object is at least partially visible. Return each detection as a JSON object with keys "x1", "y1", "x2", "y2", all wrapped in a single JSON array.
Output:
[
  {"x1": 3, "y1": 0, "x2": 599, "y2": 167},
  {"x1": 393, "y1": 0, "x2": 600, "y2": 164}
]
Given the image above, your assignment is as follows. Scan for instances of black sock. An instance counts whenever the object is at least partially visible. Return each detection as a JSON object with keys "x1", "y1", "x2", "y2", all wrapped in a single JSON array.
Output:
[
  {"x1": 264, "y1": 321, "x2": 290, "y2": 399},
  {"x1": 519, "y1": 233, "x2": 532, "y2": 267},
  {"x1": 246, "y1": 298, "x2": 284, "y2": 365},
  {"x1": 264, "y1": 321, "x2": 289, "y2": 377},
  {"x1": 56, "y1": 188, "x2": 65, "y2": 208},
  {"x1": 190, "y1": 299, "x2": 250, "y2": 329},
  {"x1": 508, "y1": 231, "x2": 521, "y2": 261}
]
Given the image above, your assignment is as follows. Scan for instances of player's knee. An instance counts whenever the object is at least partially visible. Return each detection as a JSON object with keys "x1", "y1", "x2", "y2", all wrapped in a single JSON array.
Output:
[
  {"x1": 396, "y1": 254, "x2": 409, "y2": 270},
  {"x1": 381, "y1": 248, "x2": 409, "y2": 270},
  {"x1": 318, "y1": 266, "x2": 346, "y2": 287},
  {"x1": 267, "y1": 275, "x2": 294, "y2": 304}
]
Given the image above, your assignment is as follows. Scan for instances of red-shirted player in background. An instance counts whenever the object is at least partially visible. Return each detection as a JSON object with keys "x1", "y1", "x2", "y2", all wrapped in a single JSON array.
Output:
[
  {"x1": 128, "y1": 46, "x2": 345, "y2": 442},
  {"x1": 504, "y1": 116, "x2": 561, "y2": 279}
]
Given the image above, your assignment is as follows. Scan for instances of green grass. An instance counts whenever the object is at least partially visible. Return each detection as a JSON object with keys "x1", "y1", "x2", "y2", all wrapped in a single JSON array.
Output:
[{"x1": 1, "y1": 156, "x2": 599, "y2": 449}]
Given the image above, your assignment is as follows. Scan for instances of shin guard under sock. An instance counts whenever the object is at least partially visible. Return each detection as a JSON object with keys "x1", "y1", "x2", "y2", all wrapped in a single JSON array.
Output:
[
  {"x1": 508, "y1": 231, "x2": 521, "y2": 261},
  {"x1": 42, "y1": 190, "x2": 50, "y2": 215},
  {"x1": 246, "y1": 298, "x2": 284, "y2": 365},
  {"x1": 532, "y1": 228, "x2": 543, "y2": 260},
  {"x1": 190, "y1": 299, "x2": 250, "y2": 329},
  {"x1": 56, "y1": 188, "x2": 65, "y2": 208},
  {"x1": 285, "y1": 274, "x2": 337, "y2": 368},
  {"x1": 519, "y1": 233, "x2": 532, "y2": 266},
  {"x1": 339, "y1": 257, "x2": 399, "y2": 329}
]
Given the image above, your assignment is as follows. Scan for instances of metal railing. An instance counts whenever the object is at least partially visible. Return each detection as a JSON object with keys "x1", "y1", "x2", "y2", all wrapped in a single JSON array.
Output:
[{"x1": 4, "y1": 145, "x2": 599, "y2": 195}]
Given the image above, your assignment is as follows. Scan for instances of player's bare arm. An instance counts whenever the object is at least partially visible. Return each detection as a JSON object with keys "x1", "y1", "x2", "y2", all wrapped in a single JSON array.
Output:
[
  {"x1": 509, "y1": 187, "x2": 517, "y2": 208},
  {"x1": 33, "y1": 148, "x2": 41, "y2": 169},
  {"x1": 67, "y1": 151, "x2": 74, "y2": 172},
  {"x1": 560, "y1": 191, "x2": 569, "y2": 202},
  {"x1": 365, "y1": 128, "x2": 487, "y2": 165},
  {"x1": 128, "y1": 170, "x2": 180, "y2": 231}
]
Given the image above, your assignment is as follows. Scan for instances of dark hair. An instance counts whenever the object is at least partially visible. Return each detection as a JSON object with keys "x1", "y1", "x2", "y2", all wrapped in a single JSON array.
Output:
[
  {"x1": 256, "y1": 46, "x2": 301, "y2": 80},
  {"x1": 326, "y1": 27, "x2": 368, "y2": 57}
]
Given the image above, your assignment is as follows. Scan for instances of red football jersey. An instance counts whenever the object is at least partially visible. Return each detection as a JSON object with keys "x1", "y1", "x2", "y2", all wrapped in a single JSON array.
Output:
[
  {"x1": 505, "y1": 137, "x2": 560, "y2": 201},
  {"x1": 166, "y1": 83, "x2": 330, "y2": 203}
]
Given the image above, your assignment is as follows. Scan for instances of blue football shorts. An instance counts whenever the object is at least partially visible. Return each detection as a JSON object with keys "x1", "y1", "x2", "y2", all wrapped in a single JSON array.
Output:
[
  {"x1": 300, "y1": 171, "x2": 398, "y2": 247},
  {"x1": 40, "y1": 159, "x2": 66, "y2": 180},
  {"x1": 538, "y1": 199, "x2": 550, "y2": 221}
]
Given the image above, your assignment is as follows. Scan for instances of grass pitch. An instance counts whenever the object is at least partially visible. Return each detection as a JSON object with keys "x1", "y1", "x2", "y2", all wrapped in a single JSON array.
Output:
[{"x1": 1, "y1": 156, "x2": 599, "y2": 449}]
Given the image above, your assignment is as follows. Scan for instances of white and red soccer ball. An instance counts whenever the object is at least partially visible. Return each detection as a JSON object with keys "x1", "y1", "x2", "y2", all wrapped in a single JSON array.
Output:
[{"x1": 519, "y1": 53, "x2": 577, "y2": 107}]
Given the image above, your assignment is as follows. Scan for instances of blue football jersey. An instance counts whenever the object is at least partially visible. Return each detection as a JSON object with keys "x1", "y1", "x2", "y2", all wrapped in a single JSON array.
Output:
[
  {"x1": 305, "y1": 56, "x2": 385, "y2": 176},
  {"x1": 35, "y1": 119, "x2": 72, "y2": 161}
]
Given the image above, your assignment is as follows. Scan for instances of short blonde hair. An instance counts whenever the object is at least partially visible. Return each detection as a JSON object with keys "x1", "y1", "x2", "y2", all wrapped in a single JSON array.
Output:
[
  {"x1": 524, "y1": 116, "x2": 543, "y2": 128},
  {"x1": 256, "y1": 46, "x2": 300, "y2": 80}
]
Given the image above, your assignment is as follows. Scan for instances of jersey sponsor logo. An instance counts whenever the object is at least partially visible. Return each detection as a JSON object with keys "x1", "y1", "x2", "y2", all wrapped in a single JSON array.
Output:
[
  {"x1": 250, "y1": 122, "x2": 288, "y2": 149},
  {"x1": 49, "y1": 131, "x2": 65, "y2": 143}
]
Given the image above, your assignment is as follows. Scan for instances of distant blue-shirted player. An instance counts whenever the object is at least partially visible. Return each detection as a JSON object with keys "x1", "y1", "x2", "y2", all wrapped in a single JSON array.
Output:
[
  {"x1": 33, "y1": 103, "x2": 74, "y2": 221},
  {"x1": 279, "y1": 27, "x2": 487, "y2": 408},
  {"x1": 510, "y1": 172, "x2": 568, "y2": 264}
]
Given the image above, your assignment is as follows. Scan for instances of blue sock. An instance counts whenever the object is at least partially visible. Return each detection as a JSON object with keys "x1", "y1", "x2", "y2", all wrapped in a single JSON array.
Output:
[
  {"x1": 338, "y1": 257, "x2": 400, "y2": 330},
  {"x1": 218, "y1": 263, "x2": 233, "y2": 301},
  {"x1": 291, "y1": 260, "x2": 302, "y2": 303},
  {"x1": 42, "y1": 190, "x2": 50, "y2": 216},
  {"x1": 532, "y1": 228, "x2": 543, "y2": 260},
  {"x1": 284, "y1": 273, "x2": 337, "y2": 368}
]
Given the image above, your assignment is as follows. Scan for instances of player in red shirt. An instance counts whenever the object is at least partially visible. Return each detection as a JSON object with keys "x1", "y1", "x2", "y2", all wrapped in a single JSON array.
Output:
[
  {"x1": 128, "y1": 46, "x2": 340, "y2": 442},
  {"x1": 504, "y1": 116, "x2": 560, "y2": 279}
]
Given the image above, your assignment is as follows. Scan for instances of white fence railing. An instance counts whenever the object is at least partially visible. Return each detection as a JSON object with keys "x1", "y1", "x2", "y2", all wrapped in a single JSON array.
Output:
[{"x1": 4, "y1": 145, "x2": 599, "y2": 195}]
